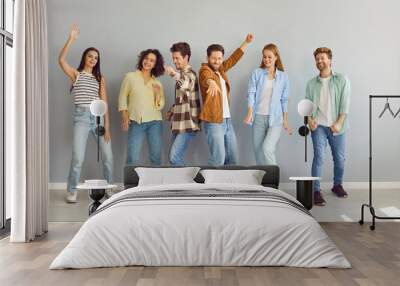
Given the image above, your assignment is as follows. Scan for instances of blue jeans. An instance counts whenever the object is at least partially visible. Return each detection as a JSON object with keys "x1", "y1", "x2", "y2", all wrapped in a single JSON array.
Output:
[
  {"x1": 67, "y1": 106, "x2": 113, "y2": 193},
  {"x1": 311, "y1": 125, "x2": 346, "y2": 192},
  {"x1": 203, "y1": 118, "x2": 239, "y2": 166},
  {"x1": 252, "y1": 114, "x2": 282, "y2": 165},
  {"x1": 127, "y1": 120, "x2": 162, "y2": 165},
  {"x1": 169, "y1": 132, "x2": 196, "y2": 166}
]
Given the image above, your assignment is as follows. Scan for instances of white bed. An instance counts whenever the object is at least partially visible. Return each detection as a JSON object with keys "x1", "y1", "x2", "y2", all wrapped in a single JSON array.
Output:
[{"x1": 50, "y1": 183, "x2": 351, "y2": 269}]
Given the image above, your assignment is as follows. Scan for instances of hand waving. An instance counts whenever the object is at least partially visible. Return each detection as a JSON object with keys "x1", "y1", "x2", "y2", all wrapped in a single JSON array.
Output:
[
  {"x1": 245, "y1": 33, "x2": 254, "y2": 43},
  {"x1": 70, "y1": 24, "x2": 80, "y2": 40}
]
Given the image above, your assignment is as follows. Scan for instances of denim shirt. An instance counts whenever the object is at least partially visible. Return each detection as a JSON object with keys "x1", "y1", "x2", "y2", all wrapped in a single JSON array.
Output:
[
  {"x1": 305, "y1": 72, "x2": 351, "y2": 135},
  {"x1": 247, "y1": 68, "x2": 290, "y2": 126}
]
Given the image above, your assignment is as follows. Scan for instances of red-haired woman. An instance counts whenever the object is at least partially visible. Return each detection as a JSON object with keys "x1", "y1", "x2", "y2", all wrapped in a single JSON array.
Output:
[{"x1": 244, "y1": 43, "x2": 292, "y2": 165}]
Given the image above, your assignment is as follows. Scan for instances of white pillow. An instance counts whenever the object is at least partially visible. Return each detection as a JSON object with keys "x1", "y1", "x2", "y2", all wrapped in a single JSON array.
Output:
[
  {"x1": 135, "y1": 167, "x2": 200, "y2": 186},
  {"x1": 200, "y1": 169, "x2": 266, "y2": 185}
]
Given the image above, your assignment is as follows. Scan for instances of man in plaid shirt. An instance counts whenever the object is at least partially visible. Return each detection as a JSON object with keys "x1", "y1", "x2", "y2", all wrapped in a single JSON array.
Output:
[{"x1": 165, "y1": 42, "x2": 201, "y2": 166}]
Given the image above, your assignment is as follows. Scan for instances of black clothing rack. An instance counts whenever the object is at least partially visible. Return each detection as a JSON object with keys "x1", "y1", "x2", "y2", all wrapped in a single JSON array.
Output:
[{"x1": 359, "y1": 95, "x2": 400, "y2": 230}]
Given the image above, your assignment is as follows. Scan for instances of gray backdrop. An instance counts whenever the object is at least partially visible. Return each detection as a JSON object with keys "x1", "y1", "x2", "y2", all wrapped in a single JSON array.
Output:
[{"x1": 47, "y1": 0, "x2": 400, "y2": 185}]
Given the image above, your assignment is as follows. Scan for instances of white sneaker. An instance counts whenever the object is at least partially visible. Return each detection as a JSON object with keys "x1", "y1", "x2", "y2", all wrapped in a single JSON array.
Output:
[{"x1": 66, "y1": 191, "x2": 77, "y2": 203}]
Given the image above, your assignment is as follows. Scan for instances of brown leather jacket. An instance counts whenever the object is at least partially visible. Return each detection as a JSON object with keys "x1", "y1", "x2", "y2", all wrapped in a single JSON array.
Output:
[{"x1": 198, "y1": 48, "x2": 244, "y2": 123}]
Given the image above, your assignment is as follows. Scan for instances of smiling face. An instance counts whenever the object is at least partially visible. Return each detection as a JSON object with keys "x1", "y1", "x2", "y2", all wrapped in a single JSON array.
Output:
[
  {"x1": 208, "y1": 51, "x2": 224, "y2": 71},
  {"x1": 262, "y1": 49, "x2": 277, "y2": 70},
  {"x1": 84, "y1": 50, "x2": 99, "y2": 68},
  {"x1": 142, "y1": 52, "x2": 157, "y2": 72},
  {"x1": 172, "y1": 51, "x2": 188, "y2": 70},
  {"x1": 315, "y1": 52, "x2": 331, "y2": 72}
]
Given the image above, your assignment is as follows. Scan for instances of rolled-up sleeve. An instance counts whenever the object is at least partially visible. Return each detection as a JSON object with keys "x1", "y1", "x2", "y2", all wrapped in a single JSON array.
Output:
[
  {"x1": 118, "y1": 75, "x2": 130, "y2": 111},
  {"x1": 339, "y1": 77, "x2": 351, "y2": 114},
  {"x1": 222, "y1": 48, "x2": 244, "y2": 72},
  {"x1": 281, "y1": 75, "x2": 290, "y2": 113},
  {"x1": 304, "y1": 81, "x2": 316, "y2": 118},
  {"x1": 247, "y1": 70, "x2": 258, "y2": 108},
  {"x1": 305, "y1": 81, "x2": 311, "y2": 101},
  {"x1": 176, "y1": 71, "x2": 196, "y2": 92}
]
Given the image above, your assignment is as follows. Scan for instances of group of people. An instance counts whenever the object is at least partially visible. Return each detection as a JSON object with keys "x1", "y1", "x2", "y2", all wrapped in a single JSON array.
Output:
[{"x1": 59, "y1": 25, "x2": 350, "y2": 207}]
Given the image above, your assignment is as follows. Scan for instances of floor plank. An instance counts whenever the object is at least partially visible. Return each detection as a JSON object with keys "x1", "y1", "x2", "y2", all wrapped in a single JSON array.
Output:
[{"x1": 0, "y1": 222, "x2": 399, "y2": 286}]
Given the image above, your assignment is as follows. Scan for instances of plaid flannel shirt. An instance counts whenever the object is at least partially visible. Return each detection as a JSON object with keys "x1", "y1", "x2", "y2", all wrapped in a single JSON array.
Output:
[{"x1": 169, "y1": 65, "x2": 201, "y2": 133}]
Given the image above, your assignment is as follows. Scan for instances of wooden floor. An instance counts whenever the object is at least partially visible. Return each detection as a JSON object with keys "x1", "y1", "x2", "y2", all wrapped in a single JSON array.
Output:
[{"x1": 0, "y1": 222, "x2": 399, "y2": 286}]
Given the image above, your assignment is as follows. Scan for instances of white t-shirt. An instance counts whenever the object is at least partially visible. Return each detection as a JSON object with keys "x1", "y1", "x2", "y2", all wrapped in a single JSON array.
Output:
[
  {"x1": 256, "y1": 79, "x2": 274, "y2": 115},
  {"x1": 217, "y1": 72, "x2": 231, "y2": 118},
  {"x1": 315, "y1": 77, "x2": 334, "y2": 127}
]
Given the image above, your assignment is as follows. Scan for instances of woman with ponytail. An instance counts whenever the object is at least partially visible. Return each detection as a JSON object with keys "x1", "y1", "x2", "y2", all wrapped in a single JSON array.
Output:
[{"x1": 244, "y1": 44, "x2": 292, "y2": 165}]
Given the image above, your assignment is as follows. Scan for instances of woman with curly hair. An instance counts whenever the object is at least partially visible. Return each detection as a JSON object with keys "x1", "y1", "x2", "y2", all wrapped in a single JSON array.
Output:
[{"x1": 118, "y1": 49, "x2": 165, "y2": 165}]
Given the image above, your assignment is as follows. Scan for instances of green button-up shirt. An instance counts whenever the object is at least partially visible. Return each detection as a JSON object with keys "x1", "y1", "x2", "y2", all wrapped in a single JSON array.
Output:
[{"x1": 305, "y1": 72, "x2": 351, "y2": 135}]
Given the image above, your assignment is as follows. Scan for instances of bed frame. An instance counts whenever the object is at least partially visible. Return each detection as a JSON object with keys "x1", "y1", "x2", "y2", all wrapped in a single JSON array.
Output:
[{"x1": 123, "y1": 165, "x2": 280, "y2": 190}]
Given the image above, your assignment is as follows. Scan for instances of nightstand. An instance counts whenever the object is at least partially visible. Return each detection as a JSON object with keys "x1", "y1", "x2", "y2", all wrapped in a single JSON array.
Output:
[{"x1": 289, "y1": 177, "x2": 320, "y2": 210}]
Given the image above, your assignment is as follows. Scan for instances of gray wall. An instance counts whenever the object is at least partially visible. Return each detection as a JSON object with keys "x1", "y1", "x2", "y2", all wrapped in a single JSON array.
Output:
[{"x1": 47, "y1": 0, "x2": 400, "y2": 184}]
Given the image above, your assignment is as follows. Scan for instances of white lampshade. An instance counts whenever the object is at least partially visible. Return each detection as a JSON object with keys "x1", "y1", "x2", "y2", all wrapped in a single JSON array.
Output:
[
  {"x1": 297, "y1": 99, "x2": 316, "y2": 116},
  {"x1": 90, "y1": 99, "x2": 107, "y2": 116}
]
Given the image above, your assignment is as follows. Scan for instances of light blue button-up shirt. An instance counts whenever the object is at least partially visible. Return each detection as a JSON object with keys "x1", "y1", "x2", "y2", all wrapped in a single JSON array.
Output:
[{"x1": 247, "y1": 68, "x2": 290, "y2": 126}]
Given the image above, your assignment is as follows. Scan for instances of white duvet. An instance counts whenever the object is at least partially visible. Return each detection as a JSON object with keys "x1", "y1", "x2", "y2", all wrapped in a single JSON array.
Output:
[{"x1": 50, "y1": 183, "x2": 351, "y2": 269}]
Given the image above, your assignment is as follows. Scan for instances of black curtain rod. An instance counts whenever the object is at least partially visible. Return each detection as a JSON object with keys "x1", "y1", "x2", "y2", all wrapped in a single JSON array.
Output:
[{"x1": 370, "y1": 95, "x2": 400, "y2": 98}]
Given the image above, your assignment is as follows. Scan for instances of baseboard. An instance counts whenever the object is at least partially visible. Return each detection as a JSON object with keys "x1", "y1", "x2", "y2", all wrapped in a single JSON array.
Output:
[
  {"x1": 280, "y1": 181, "x2": 400, "y2": 191},
  {"x1": 49, "y1": 181, "x2": 400, "y2": 191},
  {"x1": 49, "y1": 183, "x2": 68, "y2": 190}
]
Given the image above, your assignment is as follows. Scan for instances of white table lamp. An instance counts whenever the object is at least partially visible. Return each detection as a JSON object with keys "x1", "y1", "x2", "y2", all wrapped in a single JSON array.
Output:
[
  {"x1": 297, "y1": 99, "x2": 316, "y2": 162},
  {"x1": 89, "y1": 99, "x2": 107, "y2": 162}
]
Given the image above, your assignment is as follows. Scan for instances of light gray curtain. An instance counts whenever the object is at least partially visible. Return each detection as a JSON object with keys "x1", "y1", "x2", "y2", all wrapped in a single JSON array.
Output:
[{"x1": 9, "y1": 0, "x2": 49, "y2": 242}]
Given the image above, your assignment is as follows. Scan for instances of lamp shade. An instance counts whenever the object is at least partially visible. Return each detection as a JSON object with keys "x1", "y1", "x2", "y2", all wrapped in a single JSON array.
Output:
[
  {"x1": 297, "y1": 99, "x2": 316, "y2": 117},
  {"x1": 90, "y1": 99, "x2": 107, "y2": 116}
]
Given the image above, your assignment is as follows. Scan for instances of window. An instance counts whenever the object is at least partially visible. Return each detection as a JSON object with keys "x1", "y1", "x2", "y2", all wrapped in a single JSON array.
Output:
[{"x1": 1, "y1": 0, "x2": 14, "y2": 234}]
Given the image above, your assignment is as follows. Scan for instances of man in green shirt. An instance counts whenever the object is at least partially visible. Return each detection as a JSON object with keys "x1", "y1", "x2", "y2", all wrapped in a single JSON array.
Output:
[{"x1": 305, "y1": 47, "x2": 351, "y2": 206}]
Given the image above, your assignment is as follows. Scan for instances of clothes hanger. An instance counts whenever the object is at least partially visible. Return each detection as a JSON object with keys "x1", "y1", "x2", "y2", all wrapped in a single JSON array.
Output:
[
  {"x1": 378, "y1": 97, "x2": 395, "y2": 118},
  {"x1": 393, "y1": 106, "x2": 400, "y2": 118}
]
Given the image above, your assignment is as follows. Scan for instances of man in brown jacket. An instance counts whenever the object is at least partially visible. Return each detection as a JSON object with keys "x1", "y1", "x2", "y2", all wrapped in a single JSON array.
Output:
[{"x1": 199, "y1": 34, "x2": 253, "y2": 166}]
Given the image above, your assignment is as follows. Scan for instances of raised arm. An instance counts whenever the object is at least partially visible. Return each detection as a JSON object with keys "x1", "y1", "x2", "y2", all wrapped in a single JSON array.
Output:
[
  {"x1": 239, "y1": 33, "x2": 254, "y2": 53},
  {"x1": 222, "y1": 33, "x2": 254, "y2": 72},
  {"x1": 58, "y1": 24, "x2": 80, "y2": 82}
]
